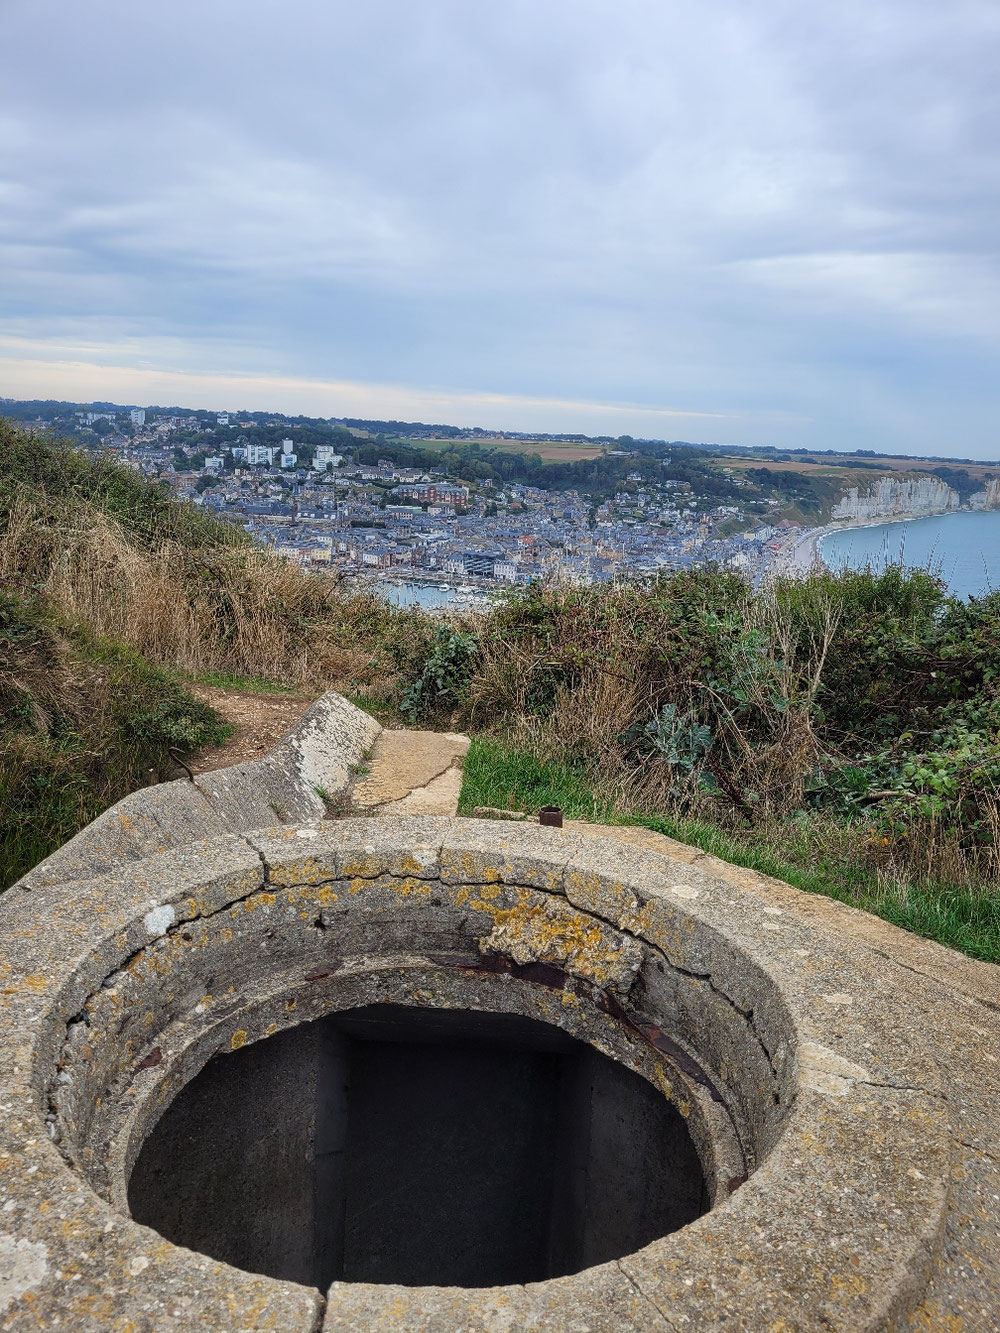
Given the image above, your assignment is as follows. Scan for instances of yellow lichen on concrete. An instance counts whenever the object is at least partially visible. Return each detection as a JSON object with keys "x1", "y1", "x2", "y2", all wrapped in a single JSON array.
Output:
[
  {"x1": 564, "y1": 870, "x2": 657, "y2": 938},
  {"x1": 908, "y1": 1303, "x2": 964, "y2": 1332},
  {"x1": 653, "y1": 1063, "x2": 675, "y2": 1102},
  {"x1": 472, "y1": 889, "x2": 642, "y2": 990},
  {"x1": 243, "y1": 892, "x2": 277, "y2": 913},
  {"x1": 458, "y1": 853, "x2": 501, "y2": 883},
  {"x1": 18, "y1": 975, "x2": 50, "y2": 995},
  {"x1": 230, "y1": 1030, "x2": 247, "y2": 1050},
  {"x1": 392, "y1": 877, "x2": 434, "y2": 898}
]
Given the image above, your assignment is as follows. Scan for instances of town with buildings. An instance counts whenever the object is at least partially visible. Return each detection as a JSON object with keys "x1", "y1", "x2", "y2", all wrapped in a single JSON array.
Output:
[{"x1": 5, "y1": 400, "x2": 804, "y2": 602}]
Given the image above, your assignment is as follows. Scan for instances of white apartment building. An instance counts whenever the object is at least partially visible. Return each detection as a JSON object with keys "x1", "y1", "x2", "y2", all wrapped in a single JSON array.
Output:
[
  {"x1": 314, "y1": 445, "x2": 344, "y2": 470},
  {"x1": 129, "y1": 408, "x2": 145, "y2": 426},
  {"x1": 232, "y1": 445, "x2": 276, "y2": 466}
]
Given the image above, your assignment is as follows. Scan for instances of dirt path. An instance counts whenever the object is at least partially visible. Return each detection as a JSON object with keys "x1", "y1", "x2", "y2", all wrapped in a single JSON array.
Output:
[
  {"x1": 188, "y1": 683, "x2": 316, "y2": 773},
  {"x1": 188, "y1": 684, "x2": 470, "y2": 817}
]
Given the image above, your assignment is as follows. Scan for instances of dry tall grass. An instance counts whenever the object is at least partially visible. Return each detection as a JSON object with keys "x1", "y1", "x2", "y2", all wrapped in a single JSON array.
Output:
[
  {"x1": 2, "y1": 492, "x2": 398, "y2": 689},
  {"x1": 469, "y1": 574, "x2": 840, "y2": 813}
]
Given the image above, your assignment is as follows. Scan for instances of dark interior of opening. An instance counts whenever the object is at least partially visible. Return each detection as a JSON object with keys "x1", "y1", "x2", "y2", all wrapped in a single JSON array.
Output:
[{"x1": 128, "y1": 1005, "x2": 707, "y2": 1290}]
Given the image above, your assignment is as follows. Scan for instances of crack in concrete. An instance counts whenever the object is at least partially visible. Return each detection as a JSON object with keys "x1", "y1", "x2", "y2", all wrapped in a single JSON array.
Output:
[
  {"x1": 857, "y1": 1079, "x2": 945, "y2": 1100},
  {"x1": 957, "y1": 1138, "x2": 1000, "y2": 1167},
  {"x1": 240, "y1": 831, "x2": 271, "y2": 882},
  {"x1": 306, "y1": 1291, "x2": 326, "y2": 1333},
  {"x1": 616, "y1": 1260, "x2": 682, "y2": 1331},
  {"x1": 863, "y1": 945, "x2": 1000, "y2": 1015},
  {"x1": 559, "y1": 876, "x2": 785, "y2": 1090}
]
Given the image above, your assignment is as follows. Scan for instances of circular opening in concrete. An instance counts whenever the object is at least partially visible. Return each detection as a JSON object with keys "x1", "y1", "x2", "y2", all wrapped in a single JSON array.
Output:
[
  {"x1": 127, "y1": 1004, "x2": 709, "y2": 1289},
  {"x1": 42, "y1": 824, "x2": 800, "y2": 1310}
]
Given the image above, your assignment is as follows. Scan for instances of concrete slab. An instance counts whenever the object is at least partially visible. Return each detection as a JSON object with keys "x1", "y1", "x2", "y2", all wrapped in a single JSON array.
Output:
[
  {"x1": 4, "y1": 690, "x2": 998, "y2": 1331},
  {"x1": 564, "y1": 818, "x2": 1000, "y2": 1332},
  {"x1": 352, "y1": 729, "x2": 468, "y2": 814}
]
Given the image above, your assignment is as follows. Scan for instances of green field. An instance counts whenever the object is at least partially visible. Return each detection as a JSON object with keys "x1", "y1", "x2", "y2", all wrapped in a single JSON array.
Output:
[{"x1": 389, "y1": 436, "x2": 606, "y2": 462}]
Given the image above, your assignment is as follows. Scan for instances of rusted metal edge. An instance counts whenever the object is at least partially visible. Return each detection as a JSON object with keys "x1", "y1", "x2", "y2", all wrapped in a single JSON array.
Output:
[{"x1": 425, "y1": 951, "x2": 734, "y2": 1106}]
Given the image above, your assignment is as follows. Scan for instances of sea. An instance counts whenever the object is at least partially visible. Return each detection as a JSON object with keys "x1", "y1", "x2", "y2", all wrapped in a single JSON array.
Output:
[{"x1": 819, "y1": 510, "x2": 1000, "y2": 599}]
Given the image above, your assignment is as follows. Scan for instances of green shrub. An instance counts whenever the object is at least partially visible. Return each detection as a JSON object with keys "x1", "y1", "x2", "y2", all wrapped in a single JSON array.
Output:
[
  {"x1": 465, "y1": 564, "x2": 1000, "y2": 884},
  {"x1": 0, "y1": 594, "x2": 228, "y2": 888},
  {"x1": 401, "y1": 624, "x2": 479, "y2": 722}
]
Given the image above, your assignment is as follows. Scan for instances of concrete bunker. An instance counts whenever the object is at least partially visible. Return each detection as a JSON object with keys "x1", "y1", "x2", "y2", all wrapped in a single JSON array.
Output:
[
  {"x1": 42, "y1": 817, "x2": 791, "y2": 1300},
  {"x1": 0, "y1": 814, "x2": 952, "y2": 1330}
]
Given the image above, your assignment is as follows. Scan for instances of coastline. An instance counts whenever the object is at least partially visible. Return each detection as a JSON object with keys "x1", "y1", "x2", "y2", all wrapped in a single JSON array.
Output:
[{"x1": 770, "y1": 507, "x2": 969, "y2": 578}]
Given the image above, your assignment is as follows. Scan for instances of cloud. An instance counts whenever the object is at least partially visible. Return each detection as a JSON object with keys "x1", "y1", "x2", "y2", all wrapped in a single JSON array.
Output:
[
  {"x1": 1, "y1": 0, "x2": 999, "y2": 453},
  {"x1": 0, "y1": 342, "x2": 763, "y2": 439}
]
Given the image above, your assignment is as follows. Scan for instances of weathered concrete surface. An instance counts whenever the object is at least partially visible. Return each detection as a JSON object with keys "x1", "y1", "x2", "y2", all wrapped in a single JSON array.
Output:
[
  {"x1": 128, "y1": 1020, "x2": 338, "y2": 1289},
  {"x1": 567, "y1": 818, "x2": 1000, "y2": 1333},
  {"x1": 14, "y1": 691, "x2": 381, "y2": 891},
  {"x1": 0, "y1": 816, "x2": 961, "y2": 1330},
  {"x1": 1, "y1": 689, "x2": 996, "y2": 1330},
  {"x1": 351, "y1": 729, "x2": 469, "y2": 815},
  {"x1": 0, "y1": 834, "x2": 325, "y2": 1331},
  {"x1": 567, "y1": 820, "x2": 999, "y2": 1008}
]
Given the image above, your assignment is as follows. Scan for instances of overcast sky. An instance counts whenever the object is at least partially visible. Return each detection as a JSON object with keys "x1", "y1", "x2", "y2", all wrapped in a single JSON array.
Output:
[{"x1": 1, "y1": 0, "x2": 998, "y2": 452}]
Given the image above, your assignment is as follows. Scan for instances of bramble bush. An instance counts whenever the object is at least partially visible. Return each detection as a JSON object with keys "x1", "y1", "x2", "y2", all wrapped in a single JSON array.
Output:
[
  {"x1": 400, "y1": 624, "x2": 479, "y2": 722},
  {"x1": 437, "y1": 565, "x2": 1000, "y2": 884}
]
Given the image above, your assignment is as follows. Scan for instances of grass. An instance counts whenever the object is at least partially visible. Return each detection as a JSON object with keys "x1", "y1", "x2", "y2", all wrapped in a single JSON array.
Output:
[
  {"x1": 0, "y1": 594, "x2": 230, "y2": 888},
  {"x1": 458, "y1": 736, "x2": 1000, "y2": 963},
  {"x1": 718, "y1": 453, "x2": 1000, "y2": 481},
  {"x1": 182, "y1": 669, "x2": 304, "y2": 694},
  {"x1": 387, "y1": 435, "x2": 606, "y2": 462},
  {"x1": 343, "y1": 691, "x2": 399, "y2": 723},
  {"x1": 457, "y1": 738, "x2": 618, "y2": 820}
]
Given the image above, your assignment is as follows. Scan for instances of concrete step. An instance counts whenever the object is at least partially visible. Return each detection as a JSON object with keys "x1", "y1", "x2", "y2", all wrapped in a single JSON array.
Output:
[{"x1": 351, "y1": 729, "x2": 470, "y2": 816}]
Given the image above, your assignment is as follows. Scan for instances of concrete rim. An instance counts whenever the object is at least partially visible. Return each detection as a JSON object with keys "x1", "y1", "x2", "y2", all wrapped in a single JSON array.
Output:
[{"x1": 0, "y1": 817, "x2": 950, "y2": 1331}]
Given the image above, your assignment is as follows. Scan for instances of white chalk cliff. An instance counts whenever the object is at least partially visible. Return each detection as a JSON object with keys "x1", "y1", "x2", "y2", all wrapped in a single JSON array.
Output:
[
  {"x1": 831, "y1": 474, "x2": 960, "y2": 521},
  {"x1": 969, "y1": 477, "x2": 1000, "y2": 510}
]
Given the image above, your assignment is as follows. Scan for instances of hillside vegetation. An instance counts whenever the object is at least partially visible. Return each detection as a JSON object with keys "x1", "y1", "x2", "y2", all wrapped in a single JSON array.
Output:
[
  {"x1": 2, "y1": 422, "x2": 998, "y2": 962},
  {"x1": 0, "y1": 420, "x2": 415, "y2": 686},
  {"x1": 0, "y1": 597, "x2": 227, "y2": 886},
  {"x1": 0, "y1": 421, "x2": 428, "y2": 884},
  {"x1": 416, "y1": 569, "x2": 1000, "y2": 960}
]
